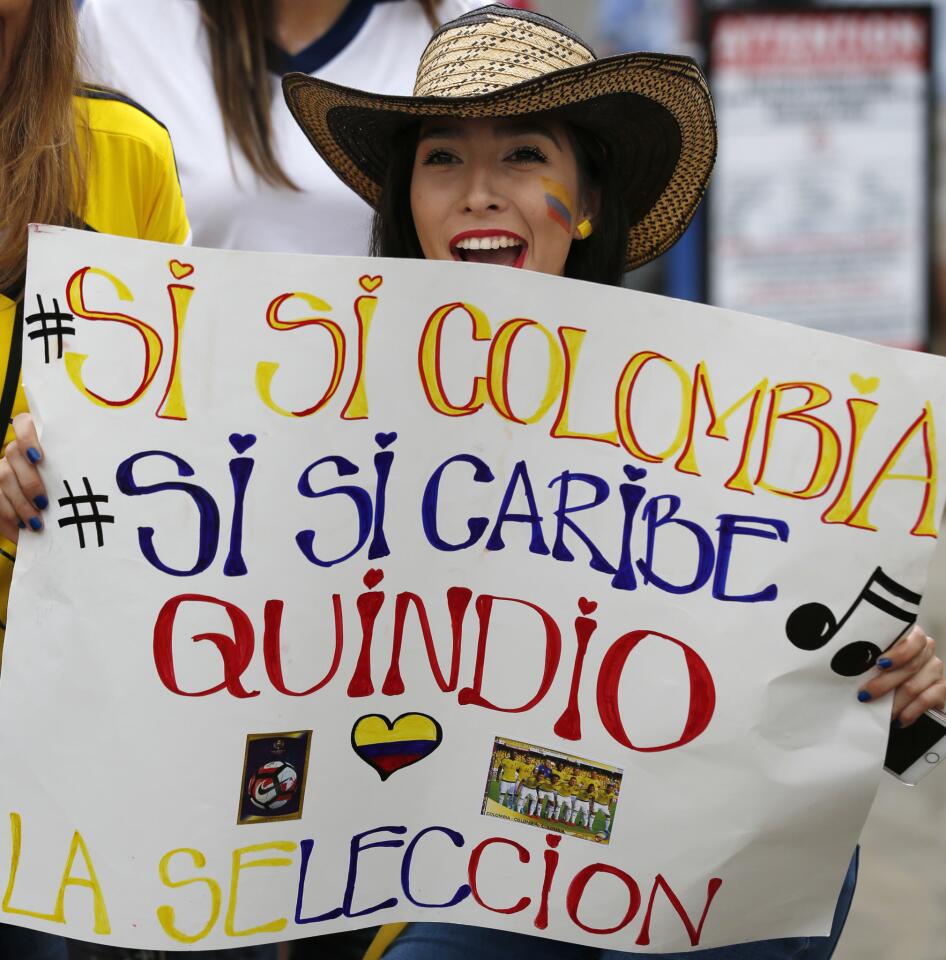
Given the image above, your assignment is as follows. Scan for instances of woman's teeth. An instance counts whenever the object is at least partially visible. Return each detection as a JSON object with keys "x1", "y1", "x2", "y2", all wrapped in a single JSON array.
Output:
[{"x1": 454, "y1": 236, "x2": 522, "y2": 250}]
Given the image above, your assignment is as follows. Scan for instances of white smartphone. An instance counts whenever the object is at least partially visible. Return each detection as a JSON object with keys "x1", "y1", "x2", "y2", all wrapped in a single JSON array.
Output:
[{"x1": 884, "y1": 709, "x2": 946, "y2": 785}]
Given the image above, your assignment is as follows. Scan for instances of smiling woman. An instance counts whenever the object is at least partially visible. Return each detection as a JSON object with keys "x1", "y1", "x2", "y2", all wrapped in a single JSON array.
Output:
[
  {"x1": 284, "y1": 5, "x2": 715, "y2": 287},
  {"x1": 372, "y1": 113, "x2": 633, "y2": 284},
  {"x1": 281, "y1": 6, "x2": 944, "y2": 960},
  {"x1": 410, "y1": 117, "x2": 588, "y2": 276}
]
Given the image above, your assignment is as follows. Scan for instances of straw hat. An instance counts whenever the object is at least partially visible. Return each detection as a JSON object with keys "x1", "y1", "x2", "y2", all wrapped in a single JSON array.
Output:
[{"x1": 283, "y1": 3, "x2": 716, "y2": 271}]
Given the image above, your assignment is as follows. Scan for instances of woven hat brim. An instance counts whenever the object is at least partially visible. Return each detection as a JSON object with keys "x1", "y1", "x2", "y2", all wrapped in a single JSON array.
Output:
[{"x1": 283, "y1": 53, "x2": 716, "y2": 271}]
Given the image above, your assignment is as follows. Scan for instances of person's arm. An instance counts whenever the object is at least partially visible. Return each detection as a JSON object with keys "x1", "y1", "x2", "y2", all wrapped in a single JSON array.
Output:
[{"x1": 76, "y1": 0, "x2": 123, "y2": 88}]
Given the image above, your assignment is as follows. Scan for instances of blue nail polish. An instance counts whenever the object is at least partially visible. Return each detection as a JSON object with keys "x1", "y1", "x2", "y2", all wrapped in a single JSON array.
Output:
[
  {"x1": 878, "y1": 657, "x2": 893, "y2": 669},
  {"x1": 857, "y1": 690, "x2": 872, "y2": 703},
  {"x1": 34, "y1": 495, "x2": 48, "y2": 510},
  {"x1": 26, "y1": 447, "x2": 41, "y2": 464},
  {"x1": 892, "y1": 718, "x2": 902, "y2": 729},
  {"x1": 17, "y1": 521, "x2": 24, "y2": 530},
  {"x1": 28, "y1": 517, "x2": 41, "y2": 532}
]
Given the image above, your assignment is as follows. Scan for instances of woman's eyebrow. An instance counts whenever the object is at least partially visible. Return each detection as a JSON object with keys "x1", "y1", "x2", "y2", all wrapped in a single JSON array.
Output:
[
  {"x1": 417, "y1": 124, "x2": 465, "y2": 140},
  {"x1": 501, "y1": 123, "x2": 562, "y2": 149}
]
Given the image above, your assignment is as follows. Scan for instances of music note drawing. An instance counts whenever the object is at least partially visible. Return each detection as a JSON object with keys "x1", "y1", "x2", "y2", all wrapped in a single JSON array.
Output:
[{"x1": 785, "y1": 567, "x2": 921, "y2": 677}]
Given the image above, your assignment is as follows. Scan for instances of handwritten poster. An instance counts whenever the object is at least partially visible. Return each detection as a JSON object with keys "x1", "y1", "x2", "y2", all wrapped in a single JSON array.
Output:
[{"x1": 1, "y1": 226, "x2": 944, "y2": 952}]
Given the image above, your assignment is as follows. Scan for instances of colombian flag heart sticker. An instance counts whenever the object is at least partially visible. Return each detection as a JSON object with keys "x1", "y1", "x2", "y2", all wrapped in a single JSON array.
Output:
[{"x1": 351, "y1": 713, "x2": 442, "y2": 780}]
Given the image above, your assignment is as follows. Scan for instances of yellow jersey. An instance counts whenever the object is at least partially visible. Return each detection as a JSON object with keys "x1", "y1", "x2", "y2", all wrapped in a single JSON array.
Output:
[
  {"x1": 498, "y1": 757, "x2": 519, "y2": 782},
  {"x1": 0, "y1": 86, "x2": 189, "y2": 659}
]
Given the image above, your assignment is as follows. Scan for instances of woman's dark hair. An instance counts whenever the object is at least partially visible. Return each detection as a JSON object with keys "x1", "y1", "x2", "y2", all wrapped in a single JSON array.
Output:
[{"x1": 370, "y1": 118, "x2": 630, "y2": 287}]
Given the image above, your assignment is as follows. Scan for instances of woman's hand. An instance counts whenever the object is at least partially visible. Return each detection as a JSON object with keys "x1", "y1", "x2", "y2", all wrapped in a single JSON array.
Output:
[
  {"x1": 859, "y1": 625, "x2": 945, "y2": 727},
  {"x1": 0, "y1": 413, "x2": 47, "y2": 543}
]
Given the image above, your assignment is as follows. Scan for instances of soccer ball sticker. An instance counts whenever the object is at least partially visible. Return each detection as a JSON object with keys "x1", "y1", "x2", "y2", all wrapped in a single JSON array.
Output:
[
  {"x1": 237, "y1": 731, "x2": 311, "y2": 824},
  {"x1": 248, "y1": 760, "x2": 298, "y2": 811}
]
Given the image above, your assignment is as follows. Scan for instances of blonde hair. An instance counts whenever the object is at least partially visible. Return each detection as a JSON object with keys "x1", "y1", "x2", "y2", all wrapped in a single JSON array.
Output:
[
  {"x1": 197, "y1": 0, "x2": 440, "y2": 190},
  {"x1": 0, "y1": 0, "x2": 86, "y2": 295}
]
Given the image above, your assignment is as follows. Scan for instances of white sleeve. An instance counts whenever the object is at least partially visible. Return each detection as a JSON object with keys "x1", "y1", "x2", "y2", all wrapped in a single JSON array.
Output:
[
  {"x1": 76, "y1": 0, "x2": 121, "y2": 87},
  {"x1": 435, "y1": 0, "x2": 483, "y2": 25}
]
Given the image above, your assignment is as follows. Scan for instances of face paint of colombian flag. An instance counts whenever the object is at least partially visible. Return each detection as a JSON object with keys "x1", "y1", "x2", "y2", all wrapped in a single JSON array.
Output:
[
  {"x1": 542, "y1": 177, "x2": 575, "y2": 234},
  {"x1": 352, "y1": 713, "x2": 443, "y2": 780}
]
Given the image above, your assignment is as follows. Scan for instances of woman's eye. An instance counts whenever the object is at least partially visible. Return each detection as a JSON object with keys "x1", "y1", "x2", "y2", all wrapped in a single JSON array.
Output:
[
  {"x1": 421, "y1": 148, "x2": 458, "y2": 165},
  {"x1": 507, "y1": 145, "x2": 548, "y2": 164}
]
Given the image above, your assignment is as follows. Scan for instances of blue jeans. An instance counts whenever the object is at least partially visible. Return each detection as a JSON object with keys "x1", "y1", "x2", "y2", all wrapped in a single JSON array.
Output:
[
  {"x1": 184, "y1": 949, "x2": 278, "y2": 959},
  {"x1": 187, "y1": 950, "x2": 278, "y2": 959},
  {"x1": 0, "y1": 932, "x2": 278, "y2": 959},
  {"x1": 66, "y1": 947, "x2": 278, "y2": 959},
  {"x1": 0, "y1": 924, "x2": 67, "y2": 959},
  {"x1": 383, "y1": 851, "x2": 858, "y2": 960}
]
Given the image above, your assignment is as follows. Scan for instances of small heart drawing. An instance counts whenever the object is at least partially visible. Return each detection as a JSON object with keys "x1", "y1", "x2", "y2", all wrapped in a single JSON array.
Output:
[
  {"x1": 351, "y1": 713, "x2": 442, "y2": 780},
  {"x1": 623, "y1": 465, "x2": 647, "y2": 482},
  {"x1": 169, "y1": 259, "x2": 195, "y2": 280},
  {"x1": 363, "y1": 568, "x2": 384, "y2": 589},
  {"x1": 375, "y1": 431, "x2": 397, "y2": 449},
  {"x1": 229, "y1": 433, "x2": 257, "y2": 454},
  {"x1": 850, "y1": 373, "x2": 879, "y2": 395},
  {"x1": 359, "y1": 275, "x2": 383, "y2": 293},
  {"x1": 578, "y1": 597, "x2": 597, "y2": 615}
]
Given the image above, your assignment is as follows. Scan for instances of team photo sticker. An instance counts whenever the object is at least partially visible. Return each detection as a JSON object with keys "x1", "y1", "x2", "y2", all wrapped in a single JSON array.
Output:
[{"x1": 482, "y1": 737, "x2": 623, "y2": 844}]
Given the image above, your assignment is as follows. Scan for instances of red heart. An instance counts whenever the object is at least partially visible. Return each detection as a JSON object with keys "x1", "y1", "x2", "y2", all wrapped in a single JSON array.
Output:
[
  {"x1": 168, "y1": 259, "x2": 195, "y2": 280},
  {"x1": 359, "y1": 274, "x2": 383, "y2": 293},
  {"x1": 363, "y1": 569, "x2": 384, "y2": 589},
  {"x1": 578, "y1": 597, "x2": 597, "y2": 615}
]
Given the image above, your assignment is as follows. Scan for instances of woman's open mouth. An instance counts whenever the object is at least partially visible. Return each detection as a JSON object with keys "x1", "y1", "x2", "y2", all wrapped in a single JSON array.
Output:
[{"x1": 450, "y1": 230, "x2": 527, "y2": 268}]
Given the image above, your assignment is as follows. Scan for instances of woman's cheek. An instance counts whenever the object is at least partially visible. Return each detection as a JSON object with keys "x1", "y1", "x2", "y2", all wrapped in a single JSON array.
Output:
[
  {"x1": 410, "y1": 181, "x2": 438, "y2": 258},
  {"x1": 540, "y1": 176, "x2": 579, "y2": 238}
]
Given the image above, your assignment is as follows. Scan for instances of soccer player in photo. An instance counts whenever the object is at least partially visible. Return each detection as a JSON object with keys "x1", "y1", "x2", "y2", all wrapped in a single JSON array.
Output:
[
  {"x1": 490, "y1": 751, "x2": 504, "y2": 787},
  {"x1": 571, "y1": 779, "x2": 594, "y2": 829},
  {"x1": 593, "y1": 782, "x2": 618, "y2": 837},
  {"x1": 537, "y1": 772, "x2": 556, "y2": 820},
  {"x1": 517, "y1": 767, "x2": 540, "y2": 816},
  {"x1": 553, "y1": 776, "x2": 575, "y2": 823},
  {"x1": 514, "y1": 755, "x2": 535, "y2": 807},
  {"x1": 497, "y1": 753, "x2": 520, "y2": 809}
]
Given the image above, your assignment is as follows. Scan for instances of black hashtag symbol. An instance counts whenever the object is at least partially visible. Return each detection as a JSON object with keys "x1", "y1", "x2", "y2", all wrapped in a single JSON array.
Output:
[
  {"x1": 24, "y1": 294, "x2": 75, "y2": 364},
  {"x1": 57, "y1": 478, "x2": 115, "y2": 549}
]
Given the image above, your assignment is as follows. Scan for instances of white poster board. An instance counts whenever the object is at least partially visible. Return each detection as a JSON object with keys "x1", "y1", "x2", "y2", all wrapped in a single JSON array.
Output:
[
  {"x1": 707, "y1": 6, "x2": 932, "y2": 348},
  {"x1": 1, "y1": 227, "x2": 944, "y2": 952}
]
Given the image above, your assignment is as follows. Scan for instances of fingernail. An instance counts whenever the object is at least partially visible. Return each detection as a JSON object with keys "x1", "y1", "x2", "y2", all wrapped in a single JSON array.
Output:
[
  {"x1": 28, "y1": 517, "x2": 41, "y2": 532},
  {"x1": 892, "y1": 718, "x2": 902, "y2": 729},
  {"x1": 26, "y1": 447, "x2": 41, "y2": 464},
  {"x1": 857, "y1": 690, "x2": 872, "y2": 702},
  {"x1": 878, "y1": 657, "x2": 893, "y2": 669},
  {"x1": 34, "y1": 495, "x2": 47, "y2": 510},
  {"x1": 17, "y1": 521, "x2": 24, "y2": 530}
]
